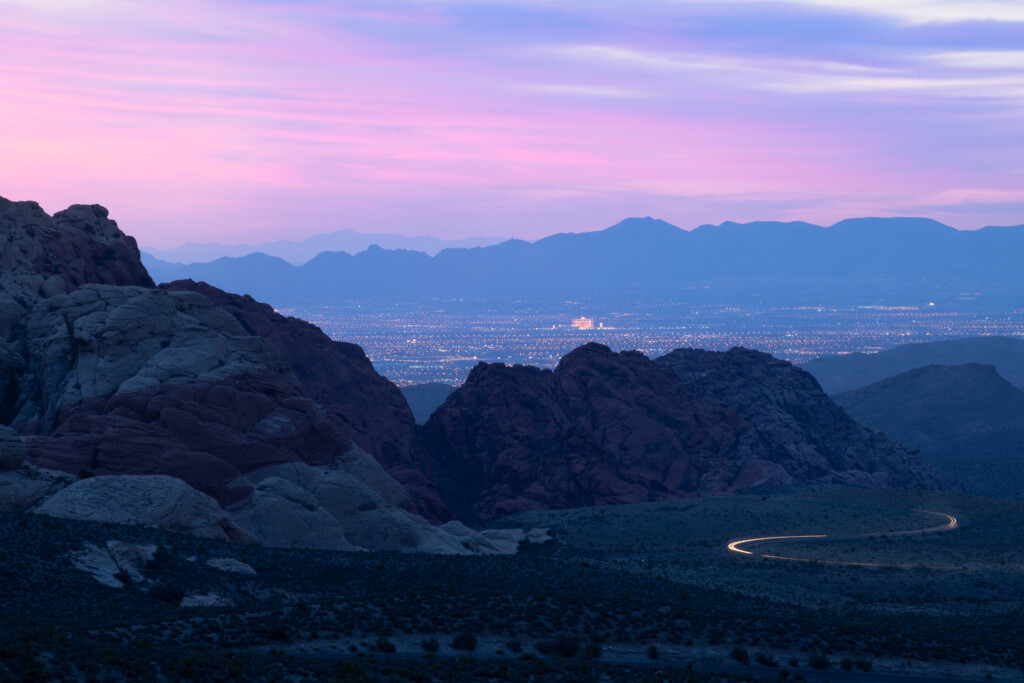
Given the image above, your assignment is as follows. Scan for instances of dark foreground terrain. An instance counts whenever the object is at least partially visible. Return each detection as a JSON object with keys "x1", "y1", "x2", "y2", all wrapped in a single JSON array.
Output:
[{"x1": 2, "y1": 487, "x2": 1022, "y2": 682}]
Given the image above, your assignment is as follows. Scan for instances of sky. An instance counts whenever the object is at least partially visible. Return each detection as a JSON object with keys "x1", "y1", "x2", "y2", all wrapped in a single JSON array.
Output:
[{"x1": 1, "y1": 0, "x2": 1022, "y2": 248}]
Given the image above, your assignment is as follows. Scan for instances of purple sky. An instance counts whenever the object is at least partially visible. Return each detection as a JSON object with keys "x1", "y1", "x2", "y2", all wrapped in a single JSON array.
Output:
[{"x1": 2, "y1": 1, "x2": 1022, "y2": 247}]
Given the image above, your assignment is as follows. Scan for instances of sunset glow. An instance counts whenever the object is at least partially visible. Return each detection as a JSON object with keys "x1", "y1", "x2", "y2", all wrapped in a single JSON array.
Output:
[{"x1": 2, "y1": 0, "x2": 1021, "y2": 247}]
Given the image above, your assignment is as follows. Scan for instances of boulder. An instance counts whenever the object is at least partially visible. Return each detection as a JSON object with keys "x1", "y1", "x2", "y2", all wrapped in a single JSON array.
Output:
[
  {"x1": 206, "y1": 558, "x2": 257, "y2": 575},
  {"x1": 0, "y1": 470, "x2": 53, "y2": 511},
  {"x1": 72, "y1": 540, "x2": 157, "y2": 588},
  {"x1": 35, "y1": 475, "x2": 255, "y2": 541}
]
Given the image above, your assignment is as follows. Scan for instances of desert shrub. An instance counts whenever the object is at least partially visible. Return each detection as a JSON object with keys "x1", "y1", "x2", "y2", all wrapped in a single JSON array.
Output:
[
  {"x1": 552, "y1": 634, "x2": 580, "y2": 658},
  {"x1": 647, "y1": 644, "x2": 660, "y2": 659},
  {"x1": 265, "y1": 623, "x2": 289, "y2": 642},
  {"x1": 855, "y1": 658, "x2": 872, "y2": 672},
  {"x1": 421, "y1": 637, "x2": 439, "y2": 653},
  {"x1": 840, "y1": 656, "x2": 854, "y2": 671},
  {"x1": 149, "y1": 583, "x2": 184, "y2": 604},
  {"x1": 451, "y1": 632, "x2": 477, "y2": 651},
  {"x1": 374, "y1": 636, "x2": 395, "y2": 653},
  {"x1": 730, "y1": 646, "x2": 750, "y2": 665},
  {"x1": 506, "y1": 637, "x2": 522, "y2": 653},
  {"x1": 583, "y1": 641, "x2": 602, "y2": 659},
  {"x1": 755, "y1": 651, "x2": 778, "y2": 667},
  {"x1": 808, "y1": 652, "x2": 830, "y2": 669}
]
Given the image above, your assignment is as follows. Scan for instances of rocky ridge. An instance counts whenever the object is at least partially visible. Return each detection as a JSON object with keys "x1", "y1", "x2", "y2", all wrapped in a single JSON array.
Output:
[
  {"x1": 656, "y1": 347, "x2": 944, "y2": 490},
  {"x1": 420, "y1": 343, "x2": 949, "y2": 523},
  {"x1": 0, "y1": 196, "x2": 516, "y2": 554}
]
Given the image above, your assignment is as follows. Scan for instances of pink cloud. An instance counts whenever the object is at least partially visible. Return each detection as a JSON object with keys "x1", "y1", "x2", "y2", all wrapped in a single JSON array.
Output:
[{"x1": 0, "y1": 1, "x2": 1020, "y2": 247}]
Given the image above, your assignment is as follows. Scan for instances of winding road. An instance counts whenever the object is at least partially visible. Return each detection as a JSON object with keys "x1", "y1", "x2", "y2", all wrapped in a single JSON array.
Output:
[{"x1": 727, "y1": 509, "x2": 961, "y2": 569}]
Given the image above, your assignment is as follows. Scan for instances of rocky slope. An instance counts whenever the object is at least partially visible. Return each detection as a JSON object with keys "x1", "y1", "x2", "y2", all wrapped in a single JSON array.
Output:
[
  {"x1": 0, "y1": 196, "x2": 507, "y2": 553},
  {"x1": 835, "y1": 364, "x2": 1024, "y2": 499},
  {"x1": 420, "y1": 343, "x2": 948, "y2": 523},
  {"x1": 657, "y1": 347, "x2": 942, "y2": 489},
  {"x1": 154, "y1": 280, "x2": 443, "y2": 515}
]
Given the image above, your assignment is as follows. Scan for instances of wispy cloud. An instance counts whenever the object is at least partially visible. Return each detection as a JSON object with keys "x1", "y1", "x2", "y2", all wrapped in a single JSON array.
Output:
[{"x1": 0, "y1": 0, "x2": 1021, "y2": 245}]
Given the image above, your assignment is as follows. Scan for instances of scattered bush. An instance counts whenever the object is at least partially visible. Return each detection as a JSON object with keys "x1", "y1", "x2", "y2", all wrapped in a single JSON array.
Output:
[
  {"x1": 730, "y1": 646, "x2": 750, "y2": 665},
  {"x1": 755, "y1": 651, "x2": 778, "y2": 667},
  {"x1": 552, "y1": 634, "x2": 580, "y2": 658},
  {"x1": 421, "y1": 637, "x2": 439, "y2": 653},
  {"x1": 583, "y1": 641, "x2": 602, "y2": 660},
  {"x1": 808, "y1": 652, "x2": 830, "y2": 669},
  {"x1": 374, "y1": 636, "x2": 395, "y2": 653},
  {"x1": 265, "y1": 623, "x2": 289, "y2": 642},
  {"x1": 840, "y1": 656, "x2": 854, "y2": 671},
  {"x1": 855, "y1": 658, "x2": 873, "y2": 672},
  {"x1": 647, "y1": 644, "x2": 660, "y2": 660},
  {"x1": 506, "y1": 637, "x2": 522, "y2": 653},
  {"x1": 451, "y1": 632, "x2": 477, "y2": 651}
]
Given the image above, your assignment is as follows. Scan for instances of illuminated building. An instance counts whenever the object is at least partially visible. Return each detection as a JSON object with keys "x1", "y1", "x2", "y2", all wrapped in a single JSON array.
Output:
[{"x1": 571, "y1": 316, "x2": 594, "y2": 330}]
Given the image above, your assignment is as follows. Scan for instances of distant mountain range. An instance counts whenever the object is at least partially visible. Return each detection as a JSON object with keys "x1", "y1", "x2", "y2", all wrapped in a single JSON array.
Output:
[
  {"x1": 144, "y1": 230, "x2": 505, "y2": 265},
  {"x1": 142, "y1": 216, "x2": 1024, "y2": 307}
]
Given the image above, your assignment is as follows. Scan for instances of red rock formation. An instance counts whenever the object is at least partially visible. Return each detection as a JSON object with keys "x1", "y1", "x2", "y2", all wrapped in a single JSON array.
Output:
[
  {"x1": 157, "y1": 280, "x2": 439, "y2": 514},
  {"x1": 419, "y1": 343, "x2": 948, "y2": 523},
  {"x1": 159, "y1": 280, "x2": 416, "y2": 471}
]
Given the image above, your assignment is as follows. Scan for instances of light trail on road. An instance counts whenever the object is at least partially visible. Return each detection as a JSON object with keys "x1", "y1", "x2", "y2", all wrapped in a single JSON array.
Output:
[{"x1": 727, "y1": 510, "x2": 961, "y2": 569}]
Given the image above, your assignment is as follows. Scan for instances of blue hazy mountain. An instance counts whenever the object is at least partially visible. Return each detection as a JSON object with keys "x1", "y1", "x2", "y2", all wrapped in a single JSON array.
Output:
[
  {"x1": 143, "y1": 230, "x2": 505, "y2": 265},
  {"x1": 141, "y1": 216, "x2": 1024, "y2": 307},
  {"x1": 834, "y1": 363, "x2": 1024, "y2": 499},
  {"x1": 802, "y1": 336, "x2": 1024, "y2": 394}
]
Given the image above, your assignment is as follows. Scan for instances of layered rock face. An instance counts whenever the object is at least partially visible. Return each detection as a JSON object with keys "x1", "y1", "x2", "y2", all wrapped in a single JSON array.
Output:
[
  {"x1": 420, "y1": 343, "x2": 947, "y2": 523},
  {"x1": 157, "y1": 280, "x2": 439, "y2": 515},
  {"x1": 0, "y1": 196, "x2": 510, "y2": 553},
  {"x1": 656, "y1": 347, "x2": 945, "y2": 490}
]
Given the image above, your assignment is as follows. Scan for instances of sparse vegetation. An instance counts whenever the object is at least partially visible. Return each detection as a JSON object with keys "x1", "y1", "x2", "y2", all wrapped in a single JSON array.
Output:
[
  {"x1": 2, "y1": 488, "x2": 1023, "y2": 681},
  {"x1": 451, "y1": 631, "x2": 478, "y2": 651}
]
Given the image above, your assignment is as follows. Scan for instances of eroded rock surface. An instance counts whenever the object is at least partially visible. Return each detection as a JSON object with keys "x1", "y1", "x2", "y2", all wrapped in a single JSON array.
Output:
[
  {"x1": 656, "y1": 347, "x2": 946, "y2": 491},
  {"x1": 420, "y1": 343, "x2": 948, "y2": 523},
  {"x1": 35, "y1": 475, "x2": 254, "y2": 541},
  {"x1": 1, "y1": 196, "x2": 478, "y2": 553},
  {"x1": 159, "y1": 280, "x2": 440, "y2": 516},
  {"x1": 228, "y1": 460, "x2": 517, "y2": 554},
  {"x1": 72, "y1": 540, "x2": 157, "y2": 588}
]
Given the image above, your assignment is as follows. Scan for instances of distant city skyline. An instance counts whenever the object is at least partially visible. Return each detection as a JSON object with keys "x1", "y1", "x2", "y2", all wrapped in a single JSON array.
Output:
[{"x1": 2, "y1": 1, "x2": 1022, "y2": 247}]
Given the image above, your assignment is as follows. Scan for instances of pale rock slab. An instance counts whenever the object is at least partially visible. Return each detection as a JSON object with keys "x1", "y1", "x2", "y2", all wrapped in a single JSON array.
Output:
[
  {"x1": 206, "y1": 558, "x2": 257, "y2": 575},
  {"x1": 35, "y1": 474, "x2": 255, "y2": 542}
]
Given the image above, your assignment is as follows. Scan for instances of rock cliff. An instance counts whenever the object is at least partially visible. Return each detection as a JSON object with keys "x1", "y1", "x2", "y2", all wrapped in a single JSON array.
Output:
[
  {"x1": 157, "y1": 280, "x2": 438, "y2": 515},
  {"x1": 420, "y1": 343, "x2": 948, "y2": 523},
  {"x1": 0, "y1": 196, "x2": 507, "y2": 553}
]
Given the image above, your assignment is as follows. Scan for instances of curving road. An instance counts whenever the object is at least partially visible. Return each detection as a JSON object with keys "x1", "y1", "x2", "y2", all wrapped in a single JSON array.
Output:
[{"x1": 727, "y1": 509, "x2": 960, "y2": 569}]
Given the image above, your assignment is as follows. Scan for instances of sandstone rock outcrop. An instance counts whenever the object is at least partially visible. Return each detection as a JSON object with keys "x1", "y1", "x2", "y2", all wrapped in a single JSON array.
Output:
[
  {"x1": 656, "y1": 347, "x2": 946, "y2": 491},
  {"x1": 72, "y1": 540, "x2": 157, "y2": 588},
  {"x1": 1, "y1": 196, "x2": 489, "y2": 552},
  {"x1": 0, "y1": 425, "x2": 26, "y2": 470},
  {"x1": 420, "y1": 343, "x2": 948, "y2": 523},
  {"x1": 158, "y1": 280, "x2": 439, "y2": 515},
  {"x1": 206, "y1": 558, "x2": 257, "y2": 575},
  {"x1": 227, "y1": 460, "x2": 514, "y2": 554},
  {"x1": 35, "y1": 475, "x2": 255, "y2": 541}
]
